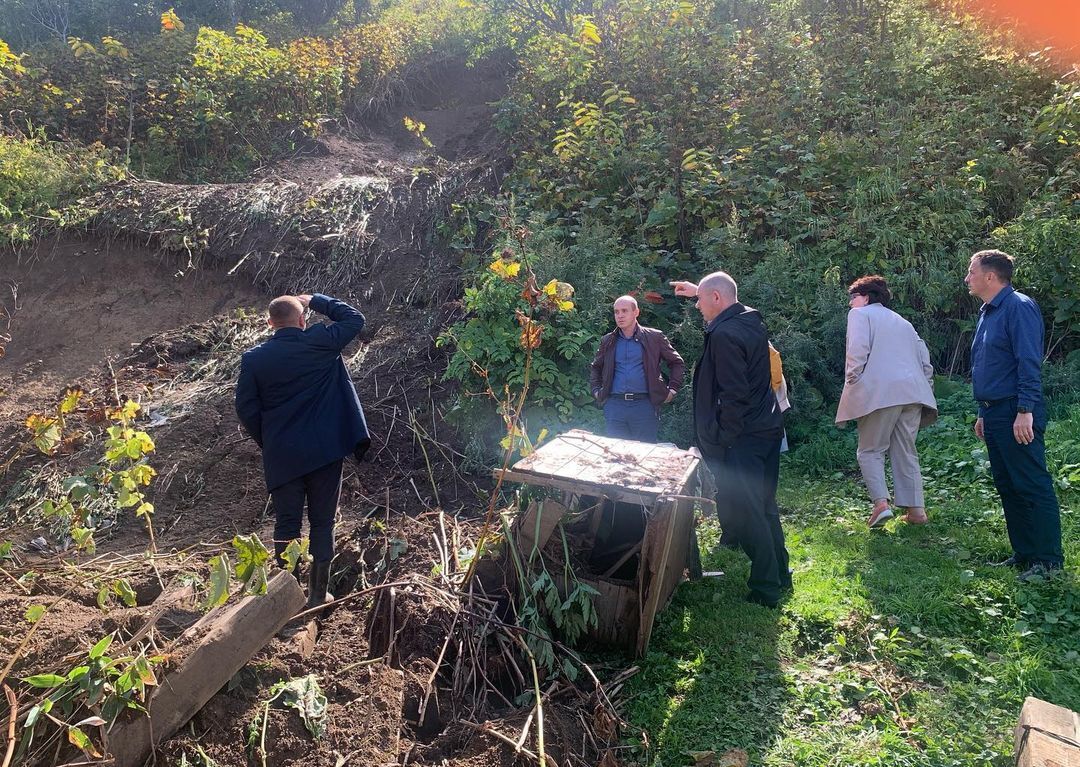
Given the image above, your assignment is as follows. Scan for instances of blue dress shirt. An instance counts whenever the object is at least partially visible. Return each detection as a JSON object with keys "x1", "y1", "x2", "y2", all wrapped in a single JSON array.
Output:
[
  {"x1": 612, "y1": 329, "x2": 648, "y2": 393},
  {"x1": 970, "y1": 284, "x2": 1045, "y2": 414}
]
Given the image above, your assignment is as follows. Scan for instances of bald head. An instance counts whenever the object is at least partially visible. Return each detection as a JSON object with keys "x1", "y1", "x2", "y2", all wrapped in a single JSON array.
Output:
[
  {"x1": 695, "y1": 271, "x2": 738, "y2": 322},
  {"x1": 268, "y1": 296, "x2": 304, "y2": 329},
  {"x1": 698, "y1": 272, "x2": 737, "y2": 301},
  {"x1": 612, "y1": 295, "x2": 640, "y2": 335}
]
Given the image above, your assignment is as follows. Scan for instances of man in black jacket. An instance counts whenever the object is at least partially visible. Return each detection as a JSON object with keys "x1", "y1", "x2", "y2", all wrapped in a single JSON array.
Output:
[
  {"x1": 236, "y1": 293, "x2": 371, "y2": 608},
  {"x1": 672, "y1": 273, "x2": 790, "y2": 607}
]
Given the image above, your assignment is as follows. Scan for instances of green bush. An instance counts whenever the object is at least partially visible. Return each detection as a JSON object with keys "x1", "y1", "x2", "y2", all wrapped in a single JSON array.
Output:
[
  {"x1": 0, "y1": 0, "x2": 481, "y2": 180},
  {"x1": 0, "y1": 131, "x2": 119, "y2": 243}
]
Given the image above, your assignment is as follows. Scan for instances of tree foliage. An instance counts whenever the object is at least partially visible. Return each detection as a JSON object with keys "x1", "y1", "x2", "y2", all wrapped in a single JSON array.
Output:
[{"x1": 464, "y1": 0, "x2": 1080, "y2": 439}]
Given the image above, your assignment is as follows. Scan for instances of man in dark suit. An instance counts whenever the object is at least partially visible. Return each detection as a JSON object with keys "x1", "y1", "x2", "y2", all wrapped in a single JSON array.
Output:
[
  {"x1": 672, "y1": 272, "x2": 790, "y2": 607},
  {"x1": 966, "y1": 249, "x2": 1063, "y2": 579},
  {"x1": 235, "y1": 293, "x2": 371, "y2": 608}
]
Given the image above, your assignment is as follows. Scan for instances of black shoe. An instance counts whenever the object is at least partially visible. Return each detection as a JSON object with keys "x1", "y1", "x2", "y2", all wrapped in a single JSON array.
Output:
[
  {"x1": 306, "y1": 560, "x2": 336, "y2": 610},
  {"x1": 1018, "y1": 562, "x2": 1063, "y2": 582},
  {"x1": 780, "y1": 568, "x2": 794, "y2": 592},
  {"x1": 990, "y1": 555, "x2": 1025, "y2": 569},
  {"x1": 746, "y1": 592, "x2": 779, "y2": 609}
]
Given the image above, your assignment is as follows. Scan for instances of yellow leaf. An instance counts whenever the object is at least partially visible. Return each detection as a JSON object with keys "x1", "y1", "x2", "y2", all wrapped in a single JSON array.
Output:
[
  {"x1": 489, "y1": 259, "x2": 521, "y2": 280},
  {"x1": 558, "y1": 299, "x2": 575, "y2": 311},
  {"x1": 59, "y1": 388, "x2": 83, "y2": 415},
  {"x1": 579, "y1": 21, "x2": 601, "y2": 45},
  {"x1": 542, "y1": 279, "x2": 558, "y2": 296}
]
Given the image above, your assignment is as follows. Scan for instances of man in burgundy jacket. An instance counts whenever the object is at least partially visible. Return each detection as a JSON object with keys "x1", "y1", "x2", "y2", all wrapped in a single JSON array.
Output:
[{"x1": 589, "y1": 295, "x2": 685, "y2": 443}]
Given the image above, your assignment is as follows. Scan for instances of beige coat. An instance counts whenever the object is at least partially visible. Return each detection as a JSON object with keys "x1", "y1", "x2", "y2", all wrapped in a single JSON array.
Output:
[{"x1": 835, "y1": 304, "x2": 938, "y2": 426}]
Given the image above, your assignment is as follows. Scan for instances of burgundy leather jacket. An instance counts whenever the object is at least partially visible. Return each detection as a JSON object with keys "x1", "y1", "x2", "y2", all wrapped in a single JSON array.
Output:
[{"x1": 589, "y1": 324, "x2": 686, "y2": 407}]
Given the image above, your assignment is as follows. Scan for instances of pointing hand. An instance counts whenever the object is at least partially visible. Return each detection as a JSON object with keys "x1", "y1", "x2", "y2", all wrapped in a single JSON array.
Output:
[{"x1": 669, "y1": 281, "x2": 698, "y2": 298}]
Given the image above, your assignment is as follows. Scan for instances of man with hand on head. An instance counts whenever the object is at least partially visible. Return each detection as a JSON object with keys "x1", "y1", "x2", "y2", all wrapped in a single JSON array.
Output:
[
  {"x1": 671, "y1": 274, "x2": 790, "y2": 607},
  {"x1": 589, "y1": 294, "x2": 685, "y2": 443},
  {"x1": 965, "y1": 249, "x2": 1063, "y2": 580},
  {"x1": 235, "y1": 293, "x2": 371, "y2": 608}
]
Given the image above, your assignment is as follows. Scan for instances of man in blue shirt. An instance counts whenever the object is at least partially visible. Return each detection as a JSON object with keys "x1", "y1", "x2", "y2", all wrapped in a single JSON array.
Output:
[
  {"x1": 236, "y1": 293, "x2": 371, "y2": 607},
  {"x1": 966, "y1": 250, "x2": 1063, "y2": 579},
  {"x1": 589, "y1": 295, "x2": 685, "y2": 442}
]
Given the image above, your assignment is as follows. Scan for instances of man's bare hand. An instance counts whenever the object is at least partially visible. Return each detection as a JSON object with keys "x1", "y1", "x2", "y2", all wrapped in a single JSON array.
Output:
[
  {"x1": 669, "y1": 281, "x2": 698, "y2": 298},
  {"x1": 664, "y1": 389, "x2": 675, "y2": 404},
  {"x1": 296, "y1": 294, "x2": 312, "y2": 308},
  {"x1": 974, "y1": 416, "x2": 984, "y2": 441},
  {"x1": 1013, "y1": 412, "x2": 1035, "y2": 445}
]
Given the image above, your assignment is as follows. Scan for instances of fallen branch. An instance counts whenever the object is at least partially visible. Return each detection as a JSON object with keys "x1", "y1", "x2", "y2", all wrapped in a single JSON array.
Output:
[
  {"x1": 460, "y1": 720, "x2": 546, "y2": 765},
  {"x1": 2, "y1": 684, "x2": 17, "y2": 767}
]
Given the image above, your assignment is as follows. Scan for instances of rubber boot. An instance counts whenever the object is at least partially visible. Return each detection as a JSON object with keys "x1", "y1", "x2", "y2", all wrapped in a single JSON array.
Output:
[{"x1": 306, "y1": 560, "x2": 335, "y2": 610}]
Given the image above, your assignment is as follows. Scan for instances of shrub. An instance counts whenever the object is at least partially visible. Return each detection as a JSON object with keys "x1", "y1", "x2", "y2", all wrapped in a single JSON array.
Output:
[{"x1": 0, "y1": 130, "x2": 119, "y2": 243}]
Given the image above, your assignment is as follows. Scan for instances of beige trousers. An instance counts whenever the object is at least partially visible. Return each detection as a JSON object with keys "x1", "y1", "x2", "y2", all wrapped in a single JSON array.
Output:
[{"x1": 855, "y1": 403, "x2": 925, "y2": 508}]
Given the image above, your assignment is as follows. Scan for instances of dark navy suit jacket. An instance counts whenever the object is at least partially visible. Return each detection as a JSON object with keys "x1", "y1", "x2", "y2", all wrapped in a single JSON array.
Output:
[
  {"x1": 235, "y1": 294, "x2": 370, "y2": 490},
  {"x1": 971, "y1": 284, "x2": 1045, "y2": 415}
]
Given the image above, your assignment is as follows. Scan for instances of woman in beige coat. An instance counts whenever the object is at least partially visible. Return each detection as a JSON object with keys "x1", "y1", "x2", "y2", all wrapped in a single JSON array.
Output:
[{"x1": 835, "y1": 275, "x2": 937, "y2": 528}]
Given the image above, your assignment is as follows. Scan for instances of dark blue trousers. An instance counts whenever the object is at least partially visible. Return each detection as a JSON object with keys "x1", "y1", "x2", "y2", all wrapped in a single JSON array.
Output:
[
  {"x1": 982, "y1": 400, "x2": 1063, "y2": 567},
  {"x1": 271, "y1": 458, "x2": 343, "y2": 565},
  {"x1": 707, "y1": 433, "x2": 789, "y2": 603},
  {"x1": 603, "y1": 397, "x2": 659, "y2": 443}
]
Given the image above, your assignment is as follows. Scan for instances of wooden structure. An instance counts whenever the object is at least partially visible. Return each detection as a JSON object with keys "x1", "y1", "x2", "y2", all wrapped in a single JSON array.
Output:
[
  {"x1": 1015, "y1": 696, "x2": 1080, "y2": 767},
  {"x1": 496, "y1": 429, "x2": 701, "y2": 657}
]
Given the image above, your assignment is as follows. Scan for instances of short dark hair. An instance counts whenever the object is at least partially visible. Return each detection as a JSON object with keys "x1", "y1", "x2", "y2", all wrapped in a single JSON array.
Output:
[
  {"x1": 972, "y1": 249, "x2": 1014, "y2": 283},
  {"x1": 847, "y1": 275, "x2": 891, "y2": 307},
  {"x1": 268, "y1": 296, "x2": 302, "y2": 325}
]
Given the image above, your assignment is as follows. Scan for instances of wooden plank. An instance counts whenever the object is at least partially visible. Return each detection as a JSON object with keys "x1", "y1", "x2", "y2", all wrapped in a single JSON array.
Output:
[
  {"x1": 515, "y1": 499, "x2": 568, "y2": 554},
  {"x1": 510, "y1": 438, "x2": 584, "y2": 476},
  {"x1": 1015, "y1": 696, "x2": 1080, "y2": 767},
  {"x1": 495, "y1": 469, "x2": 660, "y2": 506},
  {"x1": 635, "y1": 499, "x2": 680, "y2": 657},
  {"x1": 107, "y1": 571, "x2": 306, "y2": 767}
]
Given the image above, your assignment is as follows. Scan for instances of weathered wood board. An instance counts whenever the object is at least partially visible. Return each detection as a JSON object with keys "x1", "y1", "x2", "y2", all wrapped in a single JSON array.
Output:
[
  {"x1": 496, "y1": 429, "x2": 699, "y2": 506},
  {"x1": 1015, "y1": 696, "x2": 1080, "y2": 767}
]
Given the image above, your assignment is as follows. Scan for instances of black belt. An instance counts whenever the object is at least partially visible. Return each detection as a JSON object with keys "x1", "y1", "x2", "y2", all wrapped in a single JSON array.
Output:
[
  {"x1": 978, "y1": 397, "x2": 1014, "y2": 409},
  {"x1": 613, "y1": 392, "x2": 650, "y2": 401}
]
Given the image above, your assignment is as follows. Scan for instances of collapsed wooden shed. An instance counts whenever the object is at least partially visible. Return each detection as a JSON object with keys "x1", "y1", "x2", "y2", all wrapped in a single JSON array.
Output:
[{"x1": 495, "y1": 429, "x2": 702, "y2": 657}]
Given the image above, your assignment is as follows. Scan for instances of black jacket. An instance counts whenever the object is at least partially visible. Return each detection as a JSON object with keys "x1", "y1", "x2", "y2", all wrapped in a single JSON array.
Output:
[
  {"x1": 235, "y1": 294, "x2": 370, "y2": 491},
  {"x1": 692, "y1": 302, "x2": 782, "y2": 457}
]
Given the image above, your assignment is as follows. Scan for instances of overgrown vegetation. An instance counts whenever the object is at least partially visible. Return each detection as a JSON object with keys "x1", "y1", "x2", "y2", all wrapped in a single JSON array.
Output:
[
  {"x1": 441, "y1": 0, "x2": 1080, "y2": 448},
  {"x1": 0, "y1": 131, "x2": 119, "y2": 244},
  {"x1": 0, "y1": 0, "x2": 481, "y2": 181}
]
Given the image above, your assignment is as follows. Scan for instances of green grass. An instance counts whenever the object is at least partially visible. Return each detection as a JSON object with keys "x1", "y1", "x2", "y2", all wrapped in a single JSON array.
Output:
[{"x1": 624, "y1": 406, "x2": 1080, "y2": 767}]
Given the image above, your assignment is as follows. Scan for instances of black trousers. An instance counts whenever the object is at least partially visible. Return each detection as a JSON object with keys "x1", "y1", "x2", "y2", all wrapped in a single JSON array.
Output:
[
  {"x1": 270, "y1": 458, "x2": 343, "y2": 565},
  {"x1": 707, "y1": 433, "x2": 789, "y2": 603},
  {"x1": 983, "y1": 400, "x2": 1063, "y2": 566}
]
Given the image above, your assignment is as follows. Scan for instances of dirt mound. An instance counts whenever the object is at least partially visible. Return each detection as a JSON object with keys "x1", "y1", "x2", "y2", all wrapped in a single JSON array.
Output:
[
  {"x1": 253, "y1": 55, "x2": 510, "y2": 185},
  {"x1": 0, "y1": 238, "x2": 263, "y2": 379}
]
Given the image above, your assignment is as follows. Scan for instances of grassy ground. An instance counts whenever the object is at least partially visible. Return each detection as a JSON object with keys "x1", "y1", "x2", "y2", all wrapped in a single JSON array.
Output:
[{"x1": 625, "y1": 403, "x2": 1080, "y2": 767}]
